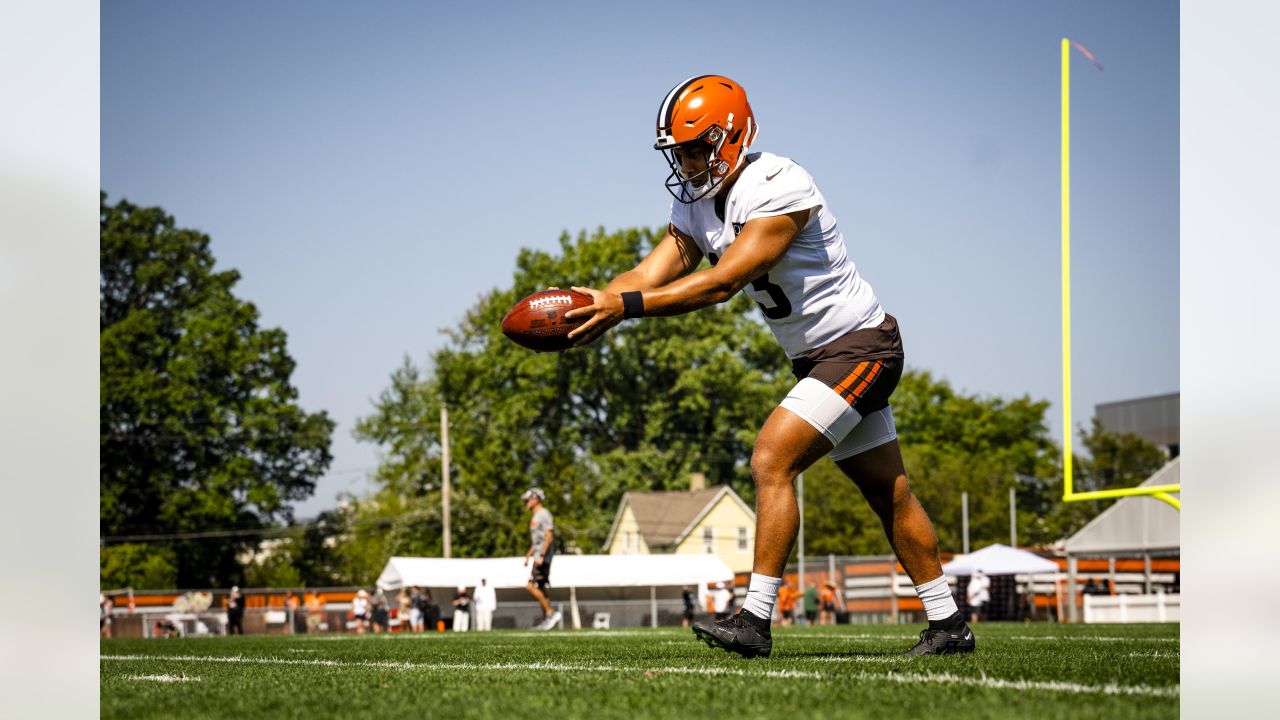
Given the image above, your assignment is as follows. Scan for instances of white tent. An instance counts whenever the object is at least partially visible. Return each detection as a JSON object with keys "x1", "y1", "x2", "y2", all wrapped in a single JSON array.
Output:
[
  {"x1": 376, "y1": 554, "x2": 735, "y2": 630},
  {"x1": 943, "y1": 543, "x2": 1060, "y2": 576},
  {"x1": 376, "y1": 554, "x2": 734, "y2": 591}
]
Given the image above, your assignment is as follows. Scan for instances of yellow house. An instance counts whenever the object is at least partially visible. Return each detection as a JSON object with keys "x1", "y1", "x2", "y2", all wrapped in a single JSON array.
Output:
[{"x1": 603, "y1": 483, "x2": 757, "y2": 574}]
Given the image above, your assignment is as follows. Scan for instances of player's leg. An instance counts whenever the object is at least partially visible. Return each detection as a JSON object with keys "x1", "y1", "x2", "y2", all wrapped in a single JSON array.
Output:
[
  {"x1": 834, "y1": 433, "x2": 974, "y2": 655},
  {"x1": 834, "y1": 439, "x2": 943, "y2": 585},
  {"x1": 691, "y1": 406, "x2": 831, "y2": 658},
  {"x1": 750, "y1": 406, "x2": 835, "y2": 577},
  {"x1": 526, "y1": 581, "x2": 551, "y2": 617}
]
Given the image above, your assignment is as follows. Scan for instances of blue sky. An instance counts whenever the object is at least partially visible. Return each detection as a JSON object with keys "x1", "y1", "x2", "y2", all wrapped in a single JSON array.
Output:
[{"x1": 101, "y1": 0, "x2": 1178, "y2": 517}]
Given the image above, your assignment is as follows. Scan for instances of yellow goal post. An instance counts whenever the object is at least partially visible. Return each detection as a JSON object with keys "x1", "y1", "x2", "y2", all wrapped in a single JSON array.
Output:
[{"x1": 1060, "y1": 38, "x2": 1179, "y2": 511}]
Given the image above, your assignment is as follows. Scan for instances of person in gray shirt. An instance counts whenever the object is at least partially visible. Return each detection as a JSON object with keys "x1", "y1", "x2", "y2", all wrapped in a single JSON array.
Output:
[{"x1": 522, "y1": 488, "x2": 561, "y2": 630}]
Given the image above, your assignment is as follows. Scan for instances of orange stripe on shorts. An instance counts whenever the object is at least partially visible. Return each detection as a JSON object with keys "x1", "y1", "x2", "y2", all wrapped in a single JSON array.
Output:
[
  {"x1": 845, "y1": 360, "x2": 884, "y2": 405},
  {"x1": 832, "y1": 361, "x2": 869, "y2": 396}
]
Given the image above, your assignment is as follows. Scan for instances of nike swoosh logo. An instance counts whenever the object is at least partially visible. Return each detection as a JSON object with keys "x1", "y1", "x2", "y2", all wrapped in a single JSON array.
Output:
[
  {"x1": 964, "y1": 631, "x2": 973, "y2": 640},
  {"x1": 765, "y1": 169, "x2": 781, "y2": 181}
]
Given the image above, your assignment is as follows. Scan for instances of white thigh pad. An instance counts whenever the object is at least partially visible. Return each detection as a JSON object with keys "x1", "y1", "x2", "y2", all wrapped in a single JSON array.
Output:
[
  {"x1": 778, "y1": 377, "x2": 862, "y2": 447},
  {"x1": 828, "y1": 405, "x2": 897, "y2": 461}
]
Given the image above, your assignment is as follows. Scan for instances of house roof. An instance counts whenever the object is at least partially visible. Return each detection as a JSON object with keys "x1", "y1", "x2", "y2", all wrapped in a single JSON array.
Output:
[{"x1": 605, "y1": 485, "x2": 755, "y2": 550}]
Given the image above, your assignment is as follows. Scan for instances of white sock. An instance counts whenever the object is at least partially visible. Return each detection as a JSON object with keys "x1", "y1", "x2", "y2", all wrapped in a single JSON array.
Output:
[
  {"x1": 914, "y1": 575, "x2": 959, "y2": 621},
  {"x1": 741, "y1": 573, "x2": 783, "y2": 622}
]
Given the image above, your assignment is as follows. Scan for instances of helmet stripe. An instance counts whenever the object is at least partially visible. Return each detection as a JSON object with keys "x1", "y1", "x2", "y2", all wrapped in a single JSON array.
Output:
[{"x1": 657, "y1": 74, "x2": 716, "y2": 132}]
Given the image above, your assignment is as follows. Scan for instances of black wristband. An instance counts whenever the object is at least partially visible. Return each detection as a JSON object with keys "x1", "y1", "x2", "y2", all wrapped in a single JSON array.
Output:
[{"x1": 621, "y1": 291, "x2": 645, "y2": 319}]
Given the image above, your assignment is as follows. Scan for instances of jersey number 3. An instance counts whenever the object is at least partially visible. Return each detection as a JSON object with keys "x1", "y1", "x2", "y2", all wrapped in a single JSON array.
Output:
[{"x1": 707, "y1": 252, "x2": 792, "y2": 319}]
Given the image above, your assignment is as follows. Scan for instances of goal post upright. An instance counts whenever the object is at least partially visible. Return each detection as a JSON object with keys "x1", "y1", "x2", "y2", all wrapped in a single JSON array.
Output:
[
  {"x1": 1061, "y1": 38, "x2": 1074, "y2": 500},
  {"x1": 1059, "y1": 38, "x2": 1179, "y2": 511}
]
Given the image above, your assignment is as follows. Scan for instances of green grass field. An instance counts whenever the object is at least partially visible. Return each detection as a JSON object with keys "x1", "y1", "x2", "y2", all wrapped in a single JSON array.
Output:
[{"x1": 101, "y1": 623, "x2": 1179, "y2": 719}]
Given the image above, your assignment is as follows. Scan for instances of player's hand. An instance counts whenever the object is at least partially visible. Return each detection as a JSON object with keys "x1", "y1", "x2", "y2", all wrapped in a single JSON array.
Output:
[{"x1": 565, "y1": 286, "x2": 624, "y2": 346}]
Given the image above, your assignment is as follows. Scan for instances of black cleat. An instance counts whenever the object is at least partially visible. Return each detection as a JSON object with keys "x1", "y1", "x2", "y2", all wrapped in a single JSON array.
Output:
[
  {"x1": 904, "y1": 622, "x2": 976, "y2": 656},
  {"x1": 691, "y1": 612, "x2": 772, "y2": 659}
]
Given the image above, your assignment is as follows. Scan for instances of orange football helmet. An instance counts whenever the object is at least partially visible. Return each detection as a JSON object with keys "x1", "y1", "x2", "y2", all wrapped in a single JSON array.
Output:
[{"x1": 654, "y1": 75, "x2": 758, "y2": 203}]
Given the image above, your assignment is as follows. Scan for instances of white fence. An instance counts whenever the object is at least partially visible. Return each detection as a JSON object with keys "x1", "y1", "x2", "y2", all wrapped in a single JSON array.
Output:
[{"x1": 1083, "y1": 592, "x2": 1180, "y2": 623}]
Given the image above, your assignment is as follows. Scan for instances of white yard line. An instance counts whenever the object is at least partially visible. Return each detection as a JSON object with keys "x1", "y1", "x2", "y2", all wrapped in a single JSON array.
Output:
[
  {"x1": 100, "y1": 654, "x2": 1177, "y2": 697},
  {"x1": 872, "y1": 671, "x2": 1179, "y2": 699},
  {"x1": 820, "y1": 633, "x2": 1178, "y2": 643},
  {"x1": 123, "y1": 674, "x2": 199, "y2": 683}
]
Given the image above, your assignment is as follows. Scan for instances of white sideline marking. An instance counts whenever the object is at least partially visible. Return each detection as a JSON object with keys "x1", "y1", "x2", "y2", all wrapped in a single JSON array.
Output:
[
  {"x1": 124, "y1": 674, "x2": 199, "y2": 683},
  {"x1": 100, "y1": 654, "x2": 1177, "y2": 697},
  {"x1": 1128, "y1": 651, "x2": 1179, "y2": 659}
]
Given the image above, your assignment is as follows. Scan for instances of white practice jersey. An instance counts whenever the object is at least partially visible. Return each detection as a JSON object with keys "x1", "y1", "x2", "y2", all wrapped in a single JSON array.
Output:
[{"x1": 669, "y1": 152, "x2": 885, "y2": 358}]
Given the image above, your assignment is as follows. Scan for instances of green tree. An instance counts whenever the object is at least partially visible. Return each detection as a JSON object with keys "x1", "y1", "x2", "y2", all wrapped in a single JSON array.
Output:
[
  {"x1": 353, "y1": 227, "x2": 791, "y2": 560},
  {"x1": 243, "y1": 538, "x2": 304, "y2": 588},
  {"x1": 100, "y1": 543, "x2": 178, "y2": 590},
  {"x1": 1076, "y1": 418, "x2": 1168, "y2": 491},
  {"x1": 100, "y1": 194, "x2": 335, "y2": 588}
]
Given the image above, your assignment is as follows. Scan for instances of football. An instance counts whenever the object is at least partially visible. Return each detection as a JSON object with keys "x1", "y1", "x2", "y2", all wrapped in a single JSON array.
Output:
[{"x1": 501, "y1": 289, "x2": 594, "y2": 352}]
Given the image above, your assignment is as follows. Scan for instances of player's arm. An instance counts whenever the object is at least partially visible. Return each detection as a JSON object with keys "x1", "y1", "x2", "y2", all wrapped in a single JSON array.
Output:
[
  {"x1": 602, "y1": 224, "x2": 704, "y2": 294},
  {"x1": 567, "y1": 209, "x2": 809, "y2": 345}
]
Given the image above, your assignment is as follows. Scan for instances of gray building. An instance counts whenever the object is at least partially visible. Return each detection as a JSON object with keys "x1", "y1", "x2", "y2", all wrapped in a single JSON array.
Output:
[{"x1": 1095, "y1": 392, "x2": 1179, "y2": 457}]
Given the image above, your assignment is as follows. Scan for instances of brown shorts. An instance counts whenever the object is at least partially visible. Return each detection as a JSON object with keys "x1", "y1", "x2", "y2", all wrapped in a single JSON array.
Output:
[{"x1": 790, "y1": 314, "x2": 905, "y2": 415}]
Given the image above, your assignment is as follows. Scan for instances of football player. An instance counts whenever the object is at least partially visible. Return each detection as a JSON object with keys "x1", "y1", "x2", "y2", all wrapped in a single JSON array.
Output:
[
  {"x1": 522, "y1": 488, "x2": 562, "y2": 630},
  {"x1": 566, "y1": 75, "x2": 974, "y2": 658}
]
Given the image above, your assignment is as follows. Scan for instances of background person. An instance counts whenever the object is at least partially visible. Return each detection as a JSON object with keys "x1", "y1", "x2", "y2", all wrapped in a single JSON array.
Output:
[
  {"x1": 522, "y1": 487, "x2": 561, "y2": 630},
  {"x1": 352, "y1": 589, "x2": 369, "y2": 634},
  {"x1": 452, "y1": 586, "x2": 472, "y2": 632},
  {"x1": 100, "y1": 594, "x2": 113, "y2": 639},
  {"x1": 305, "y1": 591, "x2": 324, "y2": 634},
  {"x1": 711, "y1": 582, "x2": 733, "y2": 622},
  {"x1": 967, "y1": 569, "x2": 990, "y2": 623},
  {"x1": 681, "y1": 585, "x2": 698, "y2": 628},
  {"x1": 371, "y1": 589, "x2": 390, "y2": 633},
  {"x1": 397, "y1": 588, "x2": 412, "y2": 632},
  {"x1": 420, "y1": 587, "x2": 441, "y2": 631},
  {"x1": 819, "y1": 581, "x2": 839, "y2": 625},
  {"x1": 803, "y1": 584, "x2": 819, "y2": 626},
  {"x1": 777, "y1": 583, "x2": 797, "y2": 626},
  {"x1": 226, "y1": 585, "x2": 244, "y2": 635},
  {"x1": 473, "y1": 578, "x2": 497, "y2": 632},
  {"x1": 410, "y1": 587, "x2": 425, "y2": 632}
]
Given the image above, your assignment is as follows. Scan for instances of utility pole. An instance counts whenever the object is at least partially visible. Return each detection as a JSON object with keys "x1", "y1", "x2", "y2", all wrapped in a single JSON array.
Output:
[
  {"x1": 797, "y1": 471, "x2": 805, "y2": 621},
  {"x1": 961, "y1": 491, "x2": 970, "y2": 555},
  {"x1": 1009, "y1": 486, "x2": 1017, "y2": 548},
  {"x1": 441, "y1": 403, "x2": 451, "y2": 558}
]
